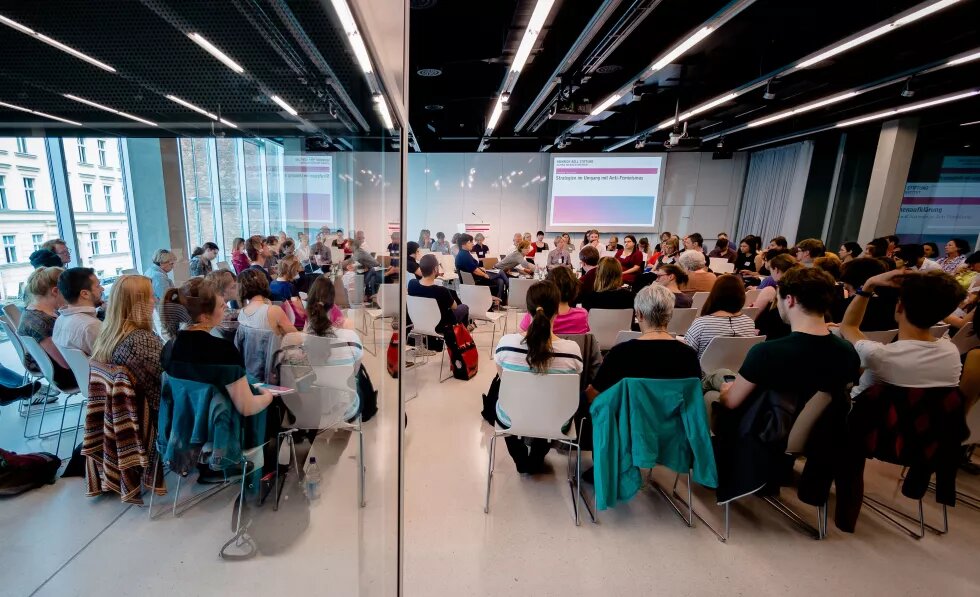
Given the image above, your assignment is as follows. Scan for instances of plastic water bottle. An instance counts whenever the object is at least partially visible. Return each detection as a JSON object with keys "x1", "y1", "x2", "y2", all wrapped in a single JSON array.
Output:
[{"x1": 305, "y1": 457, "x2": 322, "y2": 501}]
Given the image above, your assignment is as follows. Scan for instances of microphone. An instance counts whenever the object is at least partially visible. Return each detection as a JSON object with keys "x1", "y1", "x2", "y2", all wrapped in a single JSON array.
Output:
[{"x1": 471, "y1": 211, "x2": 485, "y2": 223}]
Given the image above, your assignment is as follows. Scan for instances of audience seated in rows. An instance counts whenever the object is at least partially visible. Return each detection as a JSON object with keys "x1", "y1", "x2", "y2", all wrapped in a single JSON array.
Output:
[
  {"x1": 162, "y1": 277, "x2": 274, "y2": 418},
  {"x1": 733, "y1": 236, "x2": 761, "y2": 273},
  {"x1": 547, "y1": 235, "x2": 572, "y2": 270},
  {"x1": 271, "y1": 257, "x2": 308, "y2": 328},
  {"x1": 309, "y1": 230, "x2": 334, "y2": 272},
  {"x1": 838, "y1": 242, "x2": 863, "y2": 263},
  {"x1": 472, "y1": 234, "x2": 490, "y2": 260},
  {"x1": 147, "y1": 249, "x2": 176, "y2": 301},
  {"x1": 520, "y1": 267, "x2": 588, "y2": 334},
  {"x1": 678, "y1": 251, "x2": 716, "y2": 294},
  {"x1": 230, "y1": 237, "x2": 249, "y2": 274},
  {"x1": 18, "y1": 266, "x2": 76, "y2": 389},
  {"x1": 408, "y1": 254, "x2": 471, "y2": 337},
  {"x1": 432, "y1": 232, "x2": 451, "y2": 255},
  {"x1": 581, "y1": 258, "x2": 633, "y2": 311},
  {"x1": 406, "y1": 241, "x2": 422, "y2": 278},
  {"x1": 655, "y1": 236, "x2": 680, "y2": 268},
  {"x1": 53, "y1": 267, "x2": 104, "y2": 356},
  {"x1": 498, "y1": 240, "x2": 535, "y2": 276},
  {"x1": 653, "y1": 264, "x2": 692, "y2": 308},
  {"x1": 533, "y1": 231, "x2": 549, "y2": 254},
  {"x1": 493, "y1": 281, "x2": 584, "y2": 474},
  {"x1": 577, "y1": 246, "x2": 600, "y2": 297},
  {"x1": 455, "y1": 233, "x2": 507, "y2": 301},
  {"x1": 245, "y1": 235, "x2": 273, "y2": 283},
  {"x1": 91, "y1": 275, "x2": 164, "y2": 409},
  {"x1": 280, "y1": 275, "x2": 375, "y2": 421},
  {"x1": 237, "y1": 269, "x2": 297, "y2": 337},
  {"x1": 749, "y1": 252, "x2": 796, "y2": 309},
  {"x1": 615, "y1": 235, "x2": 644, "y2": 285},
  {"x1": 683, "y1": 274, "x2": 756, "y2": 359},
  {"x1": 709, "y1": 236, "x2": 737, "y2": 263},
  {"x1": 189, "y1": 242, "x2": 218, "y2": 277},
  {"x1": 841, "y1": 269, "x2": 964, "y2": 397},
  {"x1": 838, "y1": 257, "x2": 898, "y2": 331},
  {"x1": 935, "y1": 238, "x2": 969, "y2": 273},
  {"x1": 205, "y1": 269, "x2": 240, "y2": 341}
]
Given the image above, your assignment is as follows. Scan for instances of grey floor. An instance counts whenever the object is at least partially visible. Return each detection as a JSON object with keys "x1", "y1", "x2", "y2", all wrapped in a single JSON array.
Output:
[{"x1": 2, "y1": 312, "x2": 980, "y2": 596}]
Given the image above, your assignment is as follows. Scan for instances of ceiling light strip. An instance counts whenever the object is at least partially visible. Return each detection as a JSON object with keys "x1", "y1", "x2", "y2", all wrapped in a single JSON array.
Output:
[
  {"x1": 836, "y1": 89, "x2": 980, "y2": 128},
  {"x1": 187, "y1": 33, "x2": 244, "y2": 74},
  {"x1": 270, "y1": 95, "x2": 299, "y2": 116},
  {"x1": 330, "y1": 0, "x2": 374, "y2": 74},
  {"x1": 480, "y1": 0, "x2": 556, "y2": 147},
  {"x1": 961, "y1": 120, "x2": 980, "y2": 127},
  {"x1": 0, "y1": 100, "x2": 82, "y2": 126},
  {"x1": 737, "y1": 88, "x2": 980, "y2": 151},
  {"x1": 605, "y1": 0, "x2": 969, "y2": 151},
  {"x1": 566, "y1": 0, "x2": 757, "y2": 144},
  {"x1": 63, "y1": 93, "x2": 158, "y2": 126},
  {"x1": 165, "y1": 95, "x2": 217, "y2": 120},
  {"x1": 792, "y1": 0, "x2": 962, "y2": 71},
  {"x1": 374, "y1": 94, "x2": 394, "y2": 131},
  {"x1": 0, "y1": 13, "x2": 116, "y2": 73}
]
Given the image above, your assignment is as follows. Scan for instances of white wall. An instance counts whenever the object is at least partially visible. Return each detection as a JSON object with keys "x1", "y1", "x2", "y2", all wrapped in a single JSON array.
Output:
[{"x1": 403, "y1": 152, "x2": 747, "y2": 252}]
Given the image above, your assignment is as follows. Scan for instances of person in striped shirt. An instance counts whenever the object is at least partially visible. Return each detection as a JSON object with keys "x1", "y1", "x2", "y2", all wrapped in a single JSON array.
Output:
[{"x1": 684, "y1": 274, "x2": 757, "y2": 360}]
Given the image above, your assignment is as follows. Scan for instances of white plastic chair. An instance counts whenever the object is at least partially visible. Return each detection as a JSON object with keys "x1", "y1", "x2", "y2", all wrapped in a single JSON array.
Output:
[
  {"x1": 3, "y1": 303, "x2": 22, "y2": 328},
  {"x1": 587, "y1": 308, "x2": 634, "y2": 351},
  {"x1": 713, "y1": 262, "x2": 735, "y2": 274},
  {"x1": 406, "y1": 295, "x2": 451, "y2": 383},
  {"x1": 329, "y1": 247, "x2": 345, "y2": 265},
  {"x1": 438, "y1": 254, "x2": 457, "y2": 277},
  {"x1": 278, "y1": 359, "x2": 366, "y2": 508},
  {"x1": 59, "y1": 347, "x2": 92, "y2": 457},
  {"x1": 744, "y1": 289, "x2": 760, "y2": 305},
  {"x1": 19, "y1": 335, "x2": 81, "y2": 453},
  {"x1": 485, "y1": 370, "x2": 592, "y2": 525},
  {"x1": 362, "y1": 283, "x2": 400, "y2": 356},
  {"x1": 709, "y1": 257, "x2": 730, "y2": 271},
  {"x1": 929, "y1": 323, "x2": 950, "y2": 338},
  {"x1": 505, "y1": 277, "x2": 536, "y2": 313},
  {"x1": 699, "y1": 335, "x2": 766, "y2": 373},
  {"x1": 740, "y1": 306, "x2": 761, "y2": 320},
  {"x1": 951, "y1": 322, "x2": 979, "y2": 354},
  {"x1": 614, "y1": 330, "x2": 640, "y2": 346},
  {"x1": 459, "y1": 271, "x2": 476, "y2": 285},
  {"x1": 667, "y1": 308, "x2": 698, "y2": 336},
  {"x1": 864, "y1": 329, "x2": 898, "y2": 344},
  {"x1": 458, "y1": 284, "x2": 507, "y2": 350},
  {"x1": 691, "y1": 292, "x2": 710, "y2": 313}
]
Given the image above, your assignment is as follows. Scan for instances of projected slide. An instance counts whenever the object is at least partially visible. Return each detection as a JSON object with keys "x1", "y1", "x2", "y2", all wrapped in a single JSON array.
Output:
[
  {"x1": 284, "y1": 153, "x2": 333, "y2": 225},
  {"x1": 548, "y1": 155, "x2": 663, "y2": 229}
]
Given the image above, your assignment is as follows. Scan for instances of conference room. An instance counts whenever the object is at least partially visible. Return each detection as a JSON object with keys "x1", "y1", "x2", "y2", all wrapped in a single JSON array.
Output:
[{"x1": 1, "y1": 0, "x2": 979, "y2": 595}]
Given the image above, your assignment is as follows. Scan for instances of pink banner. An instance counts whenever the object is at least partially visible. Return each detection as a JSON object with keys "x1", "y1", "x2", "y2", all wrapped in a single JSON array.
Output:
[{"x1": 554, "y1": 167, "x2": 658, "y2": 175}]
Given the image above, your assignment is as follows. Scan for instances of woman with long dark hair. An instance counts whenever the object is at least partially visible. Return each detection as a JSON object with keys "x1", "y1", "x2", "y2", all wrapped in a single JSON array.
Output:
[
  {"x1": 189, "y1": 242, "x2": 219, "y2": 277},
  {"x1": 615, "y1": 234, "x2": 644, "y2": 285},
  {"x1": 734, "y1": 236, "x2": 759, "y2": 273},
  {"x1": 493, "y1": 281, "x2": 583, "y2": 473},
  {"x1": 683, "y1": 274, "x2": 756, "y2": 360}
]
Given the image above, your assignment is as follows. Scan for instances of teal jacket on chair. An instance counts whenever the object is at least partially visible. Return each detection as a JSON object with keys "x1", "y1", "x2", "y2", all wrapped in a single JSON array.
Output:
[{"x1": 589, "y1": 377, "x2": 717, "y2": 510}]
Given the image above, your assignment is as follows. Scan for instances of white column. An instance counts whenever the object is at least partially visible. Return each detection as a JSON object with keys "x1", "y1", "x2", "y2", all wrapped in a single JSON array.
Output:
[{"x1": 857, "y1": 118, "x2": 918, "y2": 242}]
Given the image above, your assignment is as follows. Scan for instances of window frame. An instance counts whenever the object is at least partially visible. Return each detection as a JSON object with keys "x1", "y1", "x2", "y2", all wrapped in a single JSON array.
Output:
[
  {"x1": 103, "y1": 184, "x2": 112, "y2": 211},
  {"x1": 23, "y1": 177, "x2": 36, "y2": 210},
  {"x1": 0, "y1": 174, "x2": 6, "y2": 209},
  {"x1": 32, "y1": 233, "x2": 44, "y2": 252},
  {"x1": 109, "y1": 230, "x2": 118, "y2": 253},
  {"x1": 77, "y1": 138, "x2": 87, "y2": 164},
  {"x1": 2, "y1": 234, "x2": 17, "y2": 264},
  {"x1": 83, "y1": 183, "x2": 93, "y2": 212},
  {"x1": 97, "y1": 139, "x2": 107, "y2": 167},
  {"x1": 89, "y1": 231, "x2": 100, "y2": 256}
]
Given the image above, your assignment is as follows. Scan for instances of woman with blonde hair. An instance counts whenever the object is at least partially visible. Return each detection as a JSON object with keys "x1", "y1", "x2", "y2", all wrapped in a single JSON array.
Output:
[
  {"x1": 18, "y1": 266, "x2": 75, "y2": 388},
  {"x1": 91, "y1": 275, "x2": 164, "y2": 403},
  {"x1": 582, "y1": 257, "x2": 634, "y2": 310}
]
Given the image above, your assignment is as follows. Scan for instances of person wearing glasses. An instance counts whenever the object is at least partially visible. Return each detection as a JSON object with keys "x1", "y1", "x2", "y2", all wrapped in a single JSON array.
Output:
[{"x1": 654, "y1": 264, "x2": 693, "y2": 308}]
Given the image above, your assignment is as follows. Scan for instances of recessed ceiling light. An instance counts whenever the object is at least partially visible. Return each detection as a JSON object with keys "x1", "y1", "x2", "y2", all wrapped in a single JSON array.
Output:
[
  {"x1": 63, "y1": 93, "x2": 157, "y2": 126},
  {"x1": 270, "y1": 95, "x2": 299, "y2": 116},
  {"x1": 0, "y1": 100, "x2": 82, "y2": 126},
  {"x1": 188, "y1": 32, "x2": 245, "y2": 74},
  {"x1": 595, "y1": 64, "x2": 622, "y2": 74},
  {"x1": 416, "y1": 67, "x2": 442, "y2": 77},
  {"x1": 0, "y1": 13, "x2": 116, "y2": 73},
  {"x1": 425, "y1": 104, "x2": 444, "y2": 111}
]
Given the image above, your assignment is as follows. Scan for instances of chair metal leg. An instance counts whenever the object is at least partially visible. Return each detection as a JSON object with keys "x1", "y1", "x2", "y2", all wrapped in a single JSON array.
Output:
[
  {"x1": 760, "y1": 494, "x2": 824, "y2": 540},
  {"x1": 572, "y1": 445, "x2": 581, "y2": 526},
  {"x1": 861, "y1": 495, "x2": 947, "y2": 539},
  {"x1": 437, "y1": 348, "x2": 452, "y2": 383},
  {"x1": 650, "y1": 470, "x2": 695, "y2": 528},
  {"x1": 71, "y1": 399, "x2": 85, "y2": 456},
  {"x1": 55, "y1": 395, "x2": 71, "y2": 456},
  {"x1": 358, "y1": 418, "x2": 366, "y2": 508},
  {"x1": 484, "y1": 434, "x2": 497, "y2": 514},
  {"x1": 671, "y1": 486, "x2": 730, "y2": 542}
]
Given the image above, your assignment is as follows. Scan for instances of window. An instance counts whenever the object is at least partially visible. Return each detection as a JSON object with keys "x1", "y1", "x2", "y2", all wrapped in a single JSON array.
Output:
[
  {"x1": 109, "y1": 231, "x2": 118, "y2": 253},
  {"x1": 89, "y1": 232, "x2": 100, "y2": 255},
  {"x1": 32, "y1": 233, "x2": 44, "y2": 252},
  {"x1": 83, "y1": 183, "x2": 93, "y2": 211},
  {"x1": 97, "y1": 139, "x2": 107, "y2": 167},
  {"x1": 2, "y1": 235, "x2": 16, "y2": 263},
  {"x1": 15, "y1": 137, "x2": 28, "y2": 154},
  {"x1": 0, "y1": 175, "x2": 6, "y2": 209},
  {"x1": 77, "y1": 138, "x2": 87, "y2": 163},
  {"x1": 103, "y1": 185, "x2": 112, "y2": 211},
  {"x1": 23, "y1": 177, "x2": 36, "y2": 210}
]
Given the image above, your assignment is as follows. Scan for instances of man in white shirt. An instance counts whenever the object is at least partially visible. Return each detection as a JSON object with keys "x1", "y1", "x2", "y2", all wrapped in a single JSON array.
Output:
[
  {"x1": 53, "y1": 267, "x2": 104, "y2": 356},
  {"x1": 840, "y1": 269, "x2": 964, "y2": 397},
  {"x1": 898, "y1": 243, "x2": 942, "y2": 272}
]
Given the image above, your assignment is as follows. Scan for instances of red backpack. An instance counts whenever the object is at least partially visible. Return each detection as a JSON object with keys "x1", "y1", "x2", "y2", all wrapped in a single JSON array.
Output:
[
  {"x1": 447, "y1": 324, "x2": 479, "y2": 380},
  {"x1": 386, "y1": 332, "x2": 400, "y2": 378},
  {"x1": 0, "y1": 449, "x2": 60, "y2": 496}
]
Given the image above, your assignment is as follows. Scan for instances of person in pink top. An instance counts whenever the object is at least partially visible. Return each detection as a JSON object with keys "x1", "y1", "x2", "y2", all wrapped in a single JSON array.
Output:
[
  {"x1": 615, "y1": 234, "x2": 645, "y2": 285},
  {"x1": 230, "y1": 237, "x2": 249, "y2": 274},
  {"x1": 519, "y1": 267, "x2": 590, "y2": 334}
]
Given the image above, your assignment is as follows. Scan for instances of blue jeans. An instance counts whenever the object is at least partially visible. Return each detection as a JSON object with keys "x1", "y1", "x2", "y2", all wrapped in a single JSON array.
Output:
[{"x1": 0, "y1": 363, "x2": 26, "y2": 388}]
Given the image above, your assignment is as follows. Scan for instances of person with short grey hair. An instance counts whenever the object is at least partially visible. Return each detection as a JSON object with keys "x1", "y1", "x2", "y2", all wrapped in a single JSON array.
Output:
[
  {"x1": 678, "y1": 249, "x2": 717, "y2": 294},
  {"x1": 147, "y1": 249, "x2": 176, "y2": 300},
  {"x1": 633, "y1": 283, "x2": 675, "y2": 331}
]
